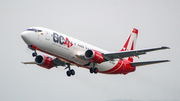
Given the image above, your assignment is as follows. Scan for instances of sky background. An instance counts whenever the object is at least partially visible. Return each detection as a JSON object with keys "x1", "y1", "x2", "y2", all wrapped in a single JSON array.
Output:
[{"x1": 0, "y1": 0, "x2": 179, "y2": 101}]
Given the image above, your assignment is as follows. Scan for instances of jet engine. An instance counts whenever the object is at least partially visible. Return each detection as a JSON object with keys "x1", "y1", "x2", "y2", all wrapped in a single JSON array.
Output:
[
  {"x1": 35, "y1": 55, "x2": 54, "y2": 69},
  {"x1": 84, "y1": 49, "x2": 104, "y2": 63}
]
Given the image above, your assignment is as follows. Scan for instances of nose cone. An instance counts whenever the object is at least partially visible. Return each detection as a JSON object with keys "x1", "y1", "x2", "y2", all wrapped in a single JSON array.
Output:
[{"x1": 21, "y1": 31, "x2": 32, "y2": 45}]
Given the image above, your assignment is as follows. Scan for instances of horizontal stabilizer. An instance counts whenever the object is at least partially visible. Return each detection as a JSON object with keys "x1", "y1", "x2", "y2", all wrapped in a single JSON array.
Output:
[{"x1": 130, "y1": 60, "x2": 170, "y2": 67}]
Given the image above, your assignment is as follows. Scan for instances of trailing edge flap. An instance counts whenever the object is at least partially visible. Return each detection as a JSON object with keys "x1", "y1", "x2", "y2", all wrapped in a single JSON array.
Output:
[
  {"x1": 52, "y1": 58, "x2": 66, "y2": 66},
  {"x1": 130, "y1": 60, "x2": 170, "y2": 67}
]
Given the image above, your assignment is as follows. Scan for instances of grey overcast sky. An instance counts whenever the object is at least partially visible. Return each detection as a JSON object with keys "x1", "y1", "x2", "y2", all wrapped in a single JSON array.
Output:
[{"x1": 0, "y1": 0, "x2": 179, "y2": 101}]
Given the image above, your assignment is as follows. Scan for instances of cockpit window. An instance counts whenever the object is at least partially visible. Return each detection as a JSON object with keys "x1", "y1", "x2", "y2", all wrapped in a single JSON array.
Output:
[{"x1": 26, "y1": 28, "x2": 42, "y2": 32}]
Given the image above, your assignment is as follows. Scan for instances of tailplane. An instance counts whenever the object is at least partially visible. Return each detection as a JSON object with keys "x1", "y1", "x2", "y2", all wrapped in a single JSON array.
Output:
[
  {"x1": 130, "y1": 60, "x2": 170, "y2": 67},
  {"x1": 121, "y1": 28, "x2": 138, "y2": 62}
]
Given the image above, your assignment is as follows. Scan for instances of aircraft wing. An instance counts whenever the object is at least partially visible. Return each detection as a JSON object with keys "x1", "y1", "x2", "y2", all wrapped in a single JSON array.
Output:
[{"x1": 103, "y1": 46, "x2": 170, "y2": 61}]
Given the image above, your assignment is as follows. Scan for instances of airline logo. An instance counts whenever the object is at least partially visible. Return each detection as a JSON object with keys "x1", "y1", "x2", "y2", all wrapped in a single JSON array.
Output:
[
  {"x1": 132, "y1": 28, "x2": 138, "y2": 34},
  {"x1": 53, "y1": 33, "x2": 73, "y2": 48}
]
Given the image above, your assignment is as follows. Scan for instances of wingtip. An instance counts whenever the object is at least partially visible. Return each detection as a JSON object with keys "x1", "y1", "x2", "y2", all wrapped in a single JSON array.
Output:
[
  {"x1": 166, "y1": 60, "x2": 171, "y2": 62},
  {"x1": 161, "y1": 60, "x2": 170, "y2": 63},
  {"x1": 21, "y1": 61, "x2": 36, "y2": 64},
  {"x1": 21, "y1": 61, "x2": 26, "y2": 64},
  {"x1": 162, "y1": 46, "x2": 170, "y2": 49}
]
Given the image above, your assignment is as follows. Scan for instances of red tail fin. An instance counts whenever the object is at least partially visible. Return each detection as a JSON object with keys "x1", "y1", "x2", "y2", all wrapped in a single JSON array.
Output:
[{"x1": 121, "y1": 28, "x2": 138, "y2": 62}]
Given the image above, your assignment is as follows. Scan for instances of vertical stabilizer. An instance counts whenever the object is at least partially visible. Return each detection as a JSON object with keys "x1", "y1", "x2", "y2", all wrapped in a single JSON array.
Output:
[{"x1": 121, "y1": 28, "x2": 138, "y2": 62}]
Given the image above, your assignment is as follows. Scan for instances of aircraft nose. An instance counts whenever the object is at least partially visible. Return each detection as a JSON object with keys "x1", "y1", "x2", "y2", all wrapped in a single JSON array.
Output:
[
  {"x1": 21, "y1": 31, "x2": 28, "y2": 40},
  {"x1": 21, "y1": 31, "x2": 26, "y2": 38},
  {"x1": 21, "y1": 31, "x2": 32, "y2": 45}
]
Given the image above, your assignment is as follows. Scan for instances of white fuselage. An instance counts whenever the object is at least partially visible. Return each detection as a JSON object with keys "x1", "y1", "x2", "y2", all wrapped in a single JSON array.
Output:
[{"x1": 21, "y1": 27, "x2": 118, "y2": 72}]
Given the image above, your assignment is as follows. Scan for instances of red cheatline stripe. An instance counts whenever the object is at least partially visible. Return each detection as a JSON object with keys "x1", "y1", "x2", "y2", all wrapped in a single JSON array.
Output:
[
  {"x1": 101, "y1": 59, "x2": 123, "y2": 74},
  {"x1": 31, "y1": 45, "x2": 132, "y2": 74}
]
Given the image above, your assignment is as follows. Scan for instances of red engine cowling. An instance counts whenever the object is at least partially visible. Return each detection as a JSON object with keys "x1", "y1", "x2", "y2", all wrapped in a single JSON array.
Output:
[
  {"x1": 84, "y1": 49, "x2": 104, "y2": 63},
  {"x1": 35, "y1": 55, "x2": 54, "y2": 69}
]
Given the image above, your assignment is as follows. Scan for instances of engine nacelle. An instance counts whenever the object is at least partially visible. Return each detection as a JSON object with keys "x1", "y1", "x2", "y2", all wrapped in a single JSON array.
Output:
[
  {"x1": 84, "y1": 49, "x2": 104, "y2": 63},
  {"x1": 35, "y1": 55, "x2": 54, "y2": 69}
]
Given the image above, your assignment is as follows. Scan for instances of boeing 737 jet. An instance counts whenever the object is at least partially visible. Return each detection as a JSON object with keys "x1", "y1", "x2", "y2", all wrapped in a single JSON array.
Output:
[{"x1": 21, "y1": 27, "x2": 170, "y2": 77}]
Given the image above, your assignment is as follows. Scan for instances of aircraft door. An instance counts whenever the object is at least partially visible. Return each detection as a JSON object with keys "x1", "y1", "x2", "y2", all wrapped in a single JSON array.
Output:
[
  {"x1": 45, "y1": 30, "x2": 50, "y2": 40},
  {"x1": 37, "y1": 33, "x2": 43, "y2": 42}
]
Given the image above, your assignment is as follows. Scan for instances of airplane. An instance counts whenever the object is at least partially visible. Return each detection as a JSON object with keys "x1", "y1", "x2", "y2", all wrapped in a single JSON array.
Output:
[{"x1": 21, "y1": 27, "x2": 170, "y2": 77}]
